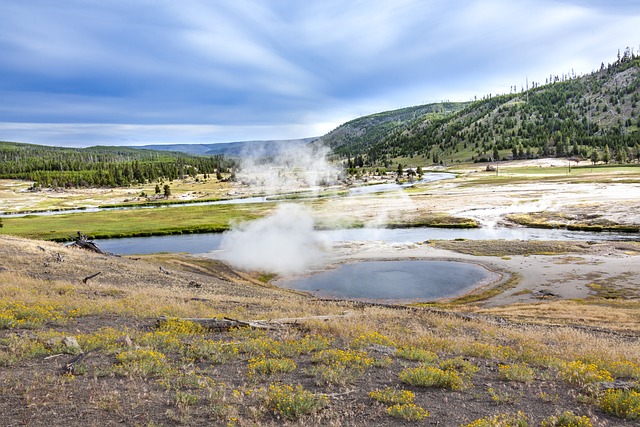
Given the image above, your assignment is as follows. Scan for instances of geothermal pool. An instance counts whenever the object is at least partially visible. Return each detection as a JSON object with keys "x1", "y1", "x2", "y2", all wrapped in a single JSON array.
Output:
[{"x1": 277, "y1": 260, "x2": 498, "y2": 302}]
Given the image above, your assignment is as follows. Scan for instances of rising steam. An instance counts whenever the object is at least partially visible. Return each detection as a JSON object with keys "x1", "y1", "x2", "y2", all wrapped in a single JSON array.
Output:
[
  {"x1": 235, "y1": 140, "x2": 341, "y2": 194},
  {"x1": 218, "y1": 141, "x2": 338, "y2": 275},
  {"x1": 218, "y1": 204, "x2": 328, "y2": 275}
]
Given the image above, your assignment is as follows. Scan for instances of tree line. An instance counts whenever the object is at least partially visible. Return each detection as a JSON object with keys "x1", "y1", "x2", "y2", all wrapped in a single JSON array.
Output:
[{"x1": 0, "y1": 142, "x2": 237, "y2": 188}]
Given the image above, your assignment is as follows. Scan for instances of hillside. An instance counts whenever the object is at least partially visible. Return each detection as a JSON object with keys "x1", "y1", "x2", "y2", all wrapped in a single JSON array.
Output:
[
  {"x1": 317, "y1": 102, "x2": 469, "y2": 160},
  {"x1": 322, "y1": 53, "x2": 640, "y2": 166}
]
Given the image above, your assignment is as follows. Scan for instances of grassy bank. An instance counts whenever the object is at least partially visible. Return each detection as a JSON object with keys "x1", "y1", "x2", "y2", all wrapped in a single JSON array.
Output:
[
  {"x1": 0, "y1": 203, "x2": 275, "y2": 241},
  {"x1": 506, "y1": 212, "x2": 640, "y2": 233},
  {"x1": 1, "y1": 199, "x2": 480, "y2": 241},
  {"x1": 387, "y1": 214, "x2": 478, "y2": 229}
]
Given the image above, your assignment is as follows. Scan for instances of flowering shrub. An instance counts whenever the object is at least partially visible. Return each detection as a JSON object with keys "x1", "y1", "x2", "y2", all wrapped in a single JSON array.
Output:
[
  {"x1": 439, "y1": 356, "x2": 479, "y2": 377},
  {"x1": 351, "y1": 331, "x2": 396, "y2": 349},
  {"x1": 608, "y1": 360, "x2": 640, "y2": 380},
  {"x1": 265, "y1": 383, "x2": 328, "y2": 420},
  {"x1": 540, "y1": 411, "x2": 593, "y2": 427},
  {"x1": 182, "y1": 338, "x2": 239, "y2": 364},
  {"x1": 386, "y1": 403, "x2": 430, "y2": 421},
  {"x1": 598, "y1": 389, "x2": 640, "y2": 420},
  {"x1": 0, "y1": 300, "x2": 68, "y2": 329},
  {"x1": 156, "y1": 317, "x2": 204, "y2": 335},
  {"x1": 311, "y1": 349, "x2": 373, "y2": 370},
  {"x1": 462, "y1": 411, "x2": 529, "y2": 427},
  {"x1": 369, "y1": 387, "x2": 415, "y2": 405},
  {"x1": 247, "y1": 357, "x2": 296, "y2": 377},
  {"x1": 399, "y1": 366, "x2": 466, "y2": 390},
  {"x1": 499, "y1": 363, "x2": 535, "y2": 382},
  {"x1": 558, "y1": 360, "x2": 613, "y2": 386}
]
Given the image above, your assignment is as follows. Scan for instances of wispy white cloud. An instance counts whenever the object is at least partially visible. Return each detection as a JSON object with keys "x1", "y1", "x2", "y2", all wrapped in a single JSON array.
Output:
[{"x1": 0, "y1": 0, "x2": 639, "y2": 147}]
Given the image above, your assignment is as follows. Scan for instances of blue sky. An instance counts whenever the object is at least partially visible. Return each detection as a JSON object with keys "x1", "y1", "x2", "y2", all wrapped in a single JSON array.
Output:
[{"x1": 1, "y1": 1, "x2": 639, "y2": 147}]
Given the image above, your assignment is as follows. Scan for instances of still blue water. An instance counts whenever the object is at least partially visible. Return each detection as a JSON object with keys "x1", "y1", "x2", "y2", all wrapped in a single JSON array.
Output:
[{"x1": 277, "y1": 260, "x2": 494, "y2": 301}]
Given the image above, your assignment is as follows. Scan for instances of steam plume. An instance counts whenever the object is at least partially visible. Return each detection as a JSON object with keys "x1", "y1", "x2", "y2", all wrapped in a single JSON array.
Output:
[
  {"x1": 219, "y1": 141, "x2": 338, "y2": 275},
  {"x1": 218, "y1": 204, "x2": 328, "y2": 275},
  {"x1": 236, "y1": 141, "x2": 341, "y2": 194}
]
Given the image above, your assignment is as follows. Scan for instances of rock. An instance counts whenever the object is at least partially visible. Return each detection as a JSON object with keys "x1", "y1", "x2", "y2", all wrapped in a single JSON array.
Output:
[
  {"x1": 116, "y1": 335, "x2": 133, "y2": 347},
  {"x1": 62, "y1": 336, "x2": 82, "y2": 351},
  {"x1": 366, "y1": 344, "x2": 396, "y2": 356}
]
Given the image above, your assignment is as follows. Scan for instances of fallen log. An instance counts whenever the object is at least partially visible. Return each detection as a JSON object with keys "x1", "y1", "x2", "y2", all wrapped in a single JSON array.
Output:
[
  {"x1": 156, "y1": 316, "x2": 277, "y2": 331},
  {"x1": 156, "y1": 312, "x2": 353, "y2": 331}
]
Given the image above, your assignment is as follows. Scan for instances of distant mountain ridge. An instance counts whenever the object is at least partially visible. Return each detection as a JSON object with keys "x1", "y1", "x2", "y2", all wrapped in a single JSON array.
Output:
[{"x1": 136, "y1": 137, "x2": 319, "y2": 156}]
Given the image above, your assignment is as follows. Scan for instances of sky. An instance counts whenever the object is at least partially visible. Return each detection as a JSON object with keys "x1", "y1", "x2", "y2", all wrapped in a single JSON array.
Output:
[{"x1": 1, "y1": 1, "x2": 639, "y2": 147}]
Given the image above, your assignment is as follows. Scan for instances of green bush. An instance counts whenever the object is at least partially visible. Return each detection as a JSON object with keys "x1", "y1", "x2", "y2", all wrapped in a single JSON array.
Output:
[
  {"x1": 265, "y1": 383, "x2": 328, "y2": 420},
  {"x1": 399, "y1": 366, "x2": 466, "y2": 390},
  {"x1": 540, "y1": 411, "x2": 593, "y2": 427},
  {"x1": 386, "y1": 403, "x2": 430, "y2": 421}
]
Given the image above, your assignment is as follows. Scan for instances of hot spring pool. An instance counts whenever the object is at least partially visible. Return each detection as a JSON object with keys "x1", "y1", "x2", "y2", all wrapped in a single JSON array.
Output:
[{"x1": 278, "y1": 260, "x2": 499, "y2": 302}]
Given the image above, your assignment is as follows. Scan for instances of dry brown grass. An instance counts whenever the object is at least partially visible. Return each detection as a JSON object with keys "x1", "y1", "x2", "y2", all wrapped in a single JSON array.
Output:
[{"x1": 476, "y1": 300, "x2": 640, "y2": 335}]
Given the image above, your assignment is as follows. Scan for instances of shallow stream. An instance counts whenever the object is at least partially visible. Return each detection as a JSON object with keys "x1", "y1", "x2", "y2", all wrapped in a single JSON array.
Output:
[{"x1": 93, "y1": 225, "x2": 639, "y2": 255}]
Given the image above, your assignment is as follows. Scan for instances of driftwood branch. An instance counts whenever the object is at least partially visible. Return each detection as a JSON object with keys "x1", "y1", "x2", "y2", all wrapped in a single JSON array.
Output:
[
  {"x1": 157, "y1": 316, "x2": 277, "y2": 331},
  {"x1": 82, "y1": 272, "x2": 101, "y2": 284}
]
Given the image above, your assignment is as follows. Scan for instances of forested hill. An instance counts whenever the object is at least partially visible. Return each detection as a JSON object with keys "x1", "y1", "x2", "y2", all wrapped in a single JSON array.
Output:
[
  {"x1": 0, "y1": 142, "x2": 236, "y2": 188},
  {"x1": 323, "y1": 51, "x2": 640, "y2": 166},
  {"x1": 317, "y1": 102, "x2": 469, "y2": 159}
]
